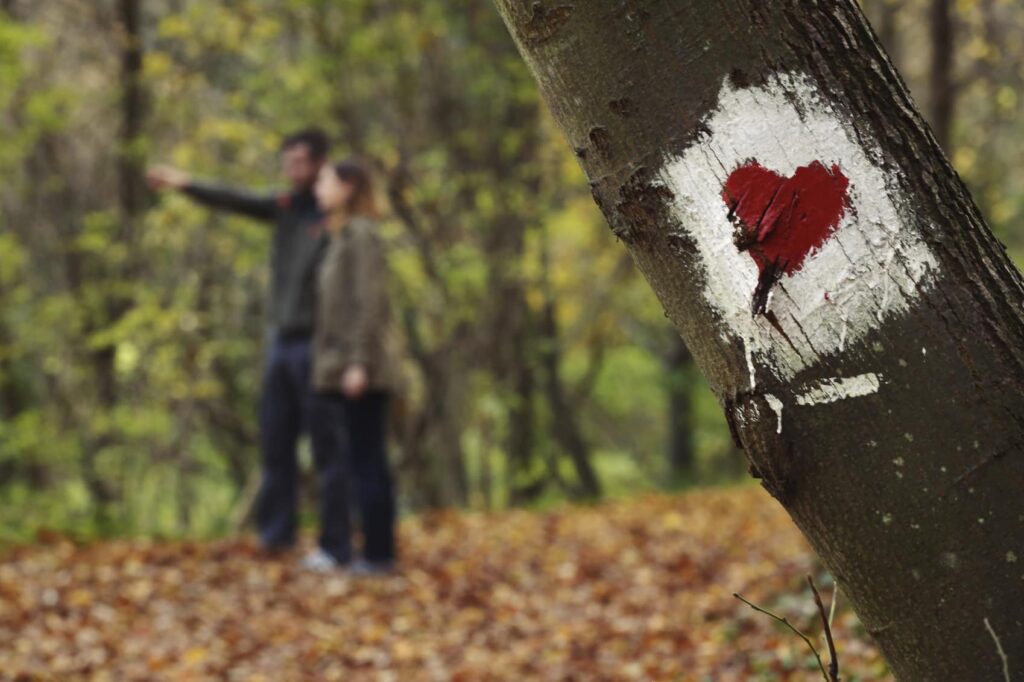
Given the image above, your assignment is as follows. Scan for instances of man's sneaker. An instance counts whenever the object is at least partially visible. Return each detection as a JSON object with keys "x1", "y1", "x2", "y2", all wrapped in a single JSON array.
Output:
[
  {"x1": 347, "y1": 558, "x2": 396, "y2": 577},
  {"x1": 300, "y1": 548, "x2": 346, "y2": 573}
]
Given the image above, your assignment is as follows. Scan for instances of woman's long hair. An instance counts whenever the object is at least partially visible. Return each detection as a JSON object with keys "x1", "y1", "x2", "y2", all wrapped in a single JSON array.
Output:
[{"x1": 333, "y1": 159, "x2": 381, "y2": 220}]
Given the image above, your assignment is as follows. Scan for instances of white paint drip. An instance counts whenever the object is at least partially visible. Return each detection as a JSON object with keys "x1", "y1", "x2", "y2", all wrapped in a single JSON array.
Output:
[
  {"x1": 658, "y1": 72, "x2": 938, "y2": 381},
  {"x1": 744, "y1": 341, "x2": 757, "y2": 390},
  {"x1": 795, "y1": 373, "x2": 882, "y2": 406},
  {"x1": 983, "y1": 617, "x2": 1011, "y2": 682},
  {"x1": 764, "y1": 394, "x2": 784, "y2": 434}
]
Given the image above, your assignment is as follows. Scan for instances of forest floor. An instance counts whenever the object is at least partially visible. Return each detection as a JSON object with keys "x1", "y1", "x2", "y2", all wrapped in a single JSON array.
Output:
[{"x1": 0, "y1": 486, "x2": 892, "y2": 681}]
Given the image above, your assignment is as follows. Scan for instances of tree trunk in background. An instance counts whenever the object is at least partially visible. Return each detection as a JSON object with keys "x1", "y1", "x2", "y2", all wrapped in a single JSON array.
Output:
[
  {"x1": 970, "y1": 0, "x2": 1009, "y2": 224},
  {"x1": 0, "y1": 324, "x2": 24, "y2": 422},
  {"x1": 485, "y1": 212, "x2": 540, "y2": 502},
  {"x1": 118, "y1": 0, "x2": 145, "y2": 229},
  {"x1": 538, "y1": 295, "x2": 602, "y2": 499},
  {"x1": 96, "y1": 0, "x2": 147, "y2": 417},
  {"x1": 507, "y1": 306, "x2": 540, "y2": 504},
  {"x1": 385, "y1": 168, "x2": 471, "y2": 510},
  {"x1": 82, "y1": 0, "x2": 147, "y2": 518},
  {"x1": 492, "y1": 1, "x2": 1024, "y2": 679},
  {"x1": 666, "y1": 335, "x2": 695, "y2": 482},
  {"x1": 535, "y1": 222, "x2": 602, "y2": 499},
  {"x1": 873, "y1": 0, "x2": 900, "y2": 71},
  {"x1": 929, "y1": 0, "x2": 955, "y2": 152},
  {"x1": 423, "y1": 351, "x2": 470, "y2": 508}
]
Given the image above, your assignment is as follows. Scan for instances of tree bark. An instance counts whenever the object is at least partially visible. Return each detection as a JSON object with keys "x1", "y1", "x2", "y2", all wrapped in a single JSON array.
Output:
[{"x1": 492, "y1": 1, "x2": 1024, "y2": 679}]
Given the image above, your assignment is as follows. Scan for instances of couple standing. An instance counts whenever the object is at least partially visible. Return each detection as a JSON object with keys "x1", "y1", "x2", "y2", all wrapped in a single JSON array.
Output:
[{"x1": 148, "y1": 128, "x2": 398, "y2": 574}]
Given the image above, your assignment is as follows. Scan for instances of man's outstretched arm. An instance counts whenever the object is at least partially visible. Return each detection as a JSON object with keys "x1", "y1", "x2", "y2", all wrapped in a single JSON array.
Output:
[{"x1": 147, "y1": 165, "x2": 278, "y2": 222}]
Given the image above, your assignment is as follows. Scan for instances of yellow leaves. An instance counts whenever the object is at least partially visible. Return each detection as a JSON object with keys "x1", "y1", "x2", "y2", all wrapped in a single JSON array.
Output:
[
  {"x1": 661, "y1": 510, "x2": 687, "y2": 531},
  {"x1": 954, "y1": 146, "x2": 978, "y2": 175},
  {"x1": 965, "y1": 35, "x2": 993, "y2": 62},
  {"x1": 142, "y1": 51, "x2": 173, "y2": 80},
  {"x1": 0, "y1": 488, "x2": 890, "y2": 680},
  {"x1": 155, "y1": 14, "x2": 191, "y2": 42},
  {"x1": 996, "y1": 85, "x2": 1018, "y2": 113},
  {"x1": 990, "y1": 195, "x2": 1019, "y2": 227},
  {"x1": 157, "y1": 7, "x2": 248, "y2": 57},
  {"x1": 248, "y1": 17, "x2": 283, "y2": 45},
  {"x1": 0, "y1": 233, "x2": 27, "y2": 284},
  {"x1": 956, "y1": 0, "x2": 980, "y2": 15},
  {"x1": 66, "y1": 588, "x2": 93, "y2": 607}
]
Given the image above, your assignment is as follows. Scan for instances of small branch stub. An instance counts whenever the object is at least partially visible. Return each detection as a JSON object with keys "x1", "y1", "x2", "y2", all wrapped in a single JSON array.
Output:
[{"x1": 519, "y1": 2, "x2": 574, "y2": 46}]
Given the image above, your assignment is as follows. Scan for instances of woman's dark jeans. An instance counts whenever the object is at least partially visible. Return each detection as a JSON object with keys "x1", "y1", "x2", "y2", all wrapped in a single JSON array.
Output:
[{"x1": 309, "y1": 390, "x2": 396, "y2": 563}]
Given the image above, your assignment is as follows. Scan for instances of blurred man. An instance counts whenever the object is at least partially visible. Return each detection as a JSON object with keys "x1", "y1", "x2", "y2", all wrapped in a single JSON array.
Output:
[{"x1": 147, "y1": 128, "x2": 330, "y2": 552}]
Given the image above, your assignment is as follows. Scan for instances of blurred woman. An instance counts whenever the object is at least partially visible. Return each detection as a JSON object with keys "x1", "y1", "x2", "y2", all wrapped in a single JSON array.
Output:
[{"x1": 303, "y1": 160, "x2": 399, "y2": 574}]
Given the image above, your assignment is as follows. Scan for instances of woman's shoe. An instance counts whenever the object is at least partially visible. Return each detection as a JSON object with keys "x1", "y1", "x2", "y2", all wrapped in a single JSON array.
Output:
[{"x1": 300, "y1": 548, "x2": 346, "y2": 573}]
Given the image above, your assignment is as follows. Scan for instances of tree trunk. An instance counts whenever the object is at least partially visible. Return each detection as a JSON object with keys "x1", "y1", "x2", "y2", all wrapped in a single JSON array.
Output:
[
  {"x1": 535, "y1": 218, "x2": 602, "y2": 499},
  {"x1": 666, "y1": 335, "x2": 696, "y2": 482},
  {"x1": 538, "y1": 293, "x2": 602, "y2": 499},
  {"x1": 422, "y1": 349, "x2": 470, "y2": 508},
  {"x1": 872, "y1": 0, "x2": 901, "y2": 73},
  {"x1": 929, "y1": 0, "x2": 955, "y2": 152},
  {"x1": 118, "y1": 0, "x2": 145, "y2": 230},
  {"x1": 83, "y1": 0, "x2": 147, "y2": 520},
  {"x1": 492, "y1": 1, "x2": 1024, "y2": 679},
  {"x1": 507, "y1": 306, "x2": 541, "y2": 504}
]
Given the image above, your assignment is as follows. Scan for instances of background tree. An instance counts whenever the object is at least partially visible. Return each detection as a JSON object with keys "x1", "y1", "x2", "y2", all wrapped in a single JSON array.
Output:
[{"x1": 0, "y1": 0, "x2": 1022, "y2": 561}]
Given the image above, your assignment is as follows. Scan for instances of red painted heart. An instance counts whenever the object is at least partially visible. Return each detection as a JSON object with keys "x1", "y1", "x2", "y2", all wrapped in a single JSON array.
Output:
[{"x1": 721, "y1": 160, "x2": 850, "y2": 313}]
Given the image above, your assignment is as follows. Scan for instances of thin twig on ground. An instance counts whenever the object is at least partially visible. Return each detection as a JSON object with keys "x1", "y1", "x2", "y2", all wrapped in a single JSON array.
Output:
[
  {"x1": 733, "y1": 592, "x2": 831, "y2": 682},
  {"x1": 808, "y1": 575, "x2": 840, "y2": 682}
]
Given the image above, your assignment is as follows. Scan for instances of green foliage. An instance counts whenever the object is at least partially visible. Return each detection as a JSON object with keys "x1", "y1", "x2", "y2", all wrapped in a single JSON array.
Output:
[{"x1": 1, "y1": 0, "x2": 1021, "y2": 541}]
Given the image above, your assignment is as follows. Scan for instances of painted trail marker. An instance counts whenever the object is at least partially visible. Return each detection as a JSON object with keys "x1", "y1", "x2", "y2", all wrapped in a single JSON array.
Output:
[
  {"x1": 659, "y1": 72, "x2": 938, "y2": 388},
  {"x1": 723, "y1": 160, "x2": 851, "y2": 314}
]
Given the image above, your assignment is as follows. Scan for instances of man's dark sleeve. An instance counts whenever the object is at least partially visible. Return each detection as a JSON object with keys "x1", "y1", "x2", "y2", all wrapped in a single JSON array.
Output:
[{"x1": 182, "y1": 181, "x2": 279, "y2": 222}]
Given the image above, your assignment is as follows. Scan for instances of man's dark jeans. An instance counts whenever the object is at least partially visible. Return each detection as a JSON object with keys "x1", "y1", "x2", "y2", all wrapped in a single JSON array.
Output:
[
  {"x1": 256, "y1": 334, "x2": 316, "y2": 550},
  {"x1": 256, "y1": 333, "x2": 352, "y2": 561}
]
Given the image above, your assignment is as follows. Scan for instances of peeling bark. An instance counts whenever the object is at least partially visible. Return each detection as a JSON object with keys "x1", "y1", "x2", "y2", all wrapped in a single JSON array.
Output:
[{"x1": 492, "y1": 1, "x2": 1024, "y2": 679}]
